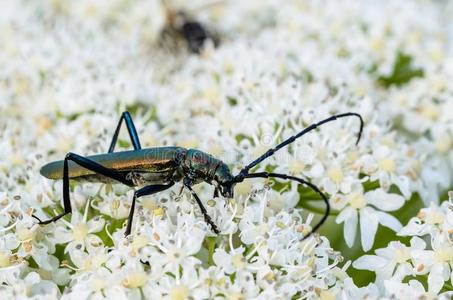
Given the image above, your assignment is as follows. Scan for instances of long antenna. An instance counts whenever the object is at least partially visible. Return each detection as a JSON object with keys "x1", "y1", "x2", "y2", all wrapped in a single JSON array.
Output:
[{"x1": 235, "y1": 112, "x2": 364, "y2": 182}]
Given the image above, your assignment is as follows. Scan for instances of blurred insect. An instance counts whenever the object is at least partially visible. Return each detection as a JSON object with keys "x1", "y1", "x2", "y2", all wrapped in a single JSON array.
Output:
[
  {"x1": 160, "y1": 0, "x2": 220, "y2": 54},
  {"x1": 35, "y1": 111, "x2": 363, "y2": 238}
]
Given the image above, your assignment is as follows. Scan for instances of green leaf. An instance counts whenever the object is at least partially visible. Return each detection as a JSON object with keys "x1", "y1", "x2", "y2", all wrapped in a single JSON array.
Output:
[
  {"x1": 117, "y1": 139, "x2": 131, "y2": 149},
  {"x1": 205, "y1": 236, "x2": 217, "y2": 266},
  {"x1": 235, "y1": 133, "x2": 254, "y2": 146},
  {"x1": 227, "y1": 96, "x2": 238, "y2": 106},
  {"x1": 378, "y1": 52, "x2": 424, "y2": 87}
]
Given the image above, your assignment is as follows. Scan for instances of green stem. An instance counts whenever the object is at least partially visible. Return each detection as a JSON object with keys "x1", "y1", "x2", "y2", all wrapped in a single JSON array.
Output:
[{"x1": 297, "y1": 200, "x2": 339, "y2": 216}]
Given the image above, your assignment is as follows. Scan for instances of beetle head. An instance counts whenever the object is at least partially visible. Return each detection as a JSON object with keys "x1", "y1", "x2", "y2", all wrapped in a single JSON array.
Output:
[{"x1": 214, "y1": 162, "x2": 235, "y2": 198}]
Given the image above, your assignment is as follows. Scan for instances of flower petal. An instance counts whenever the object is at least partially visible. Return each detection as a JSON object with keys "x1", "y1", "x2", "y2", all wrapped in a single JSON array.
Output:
[
  {"x1": 336, "y1": 206, "x2": 353, "y2": 224},
  {"x1": 428, "y1": 263, "x2": 446, "y2": 294},
  {"x1": 87, "y1": 216, "x2": 105, "y2": 233},
  {"x1": 360, "y1": 207, "x2": 379, "y2": 251},
  {"x1": 344, "y1": 208, "x2": 358, "y2": 248},
  {"x1": 366, "y1": 189, "x2": 405, "y2": 211},
  {"x1": 353, "y1": 255, "x2": 387, "y2": 271},
  {"x1": 375, "y1": 211, "x2": 402, "y2": 232}
]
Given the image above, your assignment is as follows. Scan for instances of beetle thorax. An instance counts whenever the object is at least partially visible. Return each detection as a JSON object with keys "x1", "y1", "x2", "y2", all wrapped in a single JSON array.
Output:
[{"x1": 183, "y1": 149, "x2": 221, "y2": 181}]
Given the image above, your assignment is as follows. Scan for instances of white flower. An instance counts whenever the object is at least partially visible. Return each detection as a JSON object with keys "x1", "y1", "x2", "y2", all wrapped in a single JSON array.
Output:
[
  {"x1": 61, "y1": 267, "x2": 125, "y2": 300},
  {"x1": 410, "y1": 236, "x2": 453, "y2": 294},
  {"x1": 398, "y1": 199, "x2": 450, "y2": 238},
  {"x1": 353, "y1": 237, "x2": 425, "y2": 283},
  {"x1": 142, "y1": 214, "x2": 206, "y2": 274},
  {"x1": 1, "y1": 0, "x2": 452, "y2": 297},
  {"x1": 335, "y1": 184, "x2": 404, "y2": 251},
  {"x1": 50, "y1": 201, "x2": 105, "y2": 258},
  {"x1": 383, "y1": 279, "x2": 453, "y2": 300},
  {"x1": 0, "y1": 271, "x2": 60, "y2": 299}
]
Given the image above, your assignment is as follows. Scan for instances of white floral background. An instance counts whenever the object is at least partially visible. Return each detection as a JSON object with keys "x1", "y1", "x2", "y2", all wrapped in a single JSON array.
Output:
[{"x1": 0, "y1": 0, "x2": 452, "y2": 299}]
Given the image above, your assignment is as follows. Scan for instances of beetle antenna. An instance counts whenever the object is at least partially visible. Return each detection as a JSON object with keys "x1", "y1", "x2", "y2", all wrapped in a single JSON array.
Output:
[
  {"x1": 231, "y1": 113, "x2": 363, "y2": 237},
  {"x1": 234, "y1": 112, "x2": 363, "y2": 181}
]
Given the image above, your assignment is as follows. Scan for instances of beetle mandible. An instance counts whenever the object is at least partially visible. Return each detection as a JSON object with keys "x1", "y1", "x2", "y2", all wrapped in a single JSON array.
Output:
[{"x1": 34, "y1": 111, "x2": 363, "y2": 238}]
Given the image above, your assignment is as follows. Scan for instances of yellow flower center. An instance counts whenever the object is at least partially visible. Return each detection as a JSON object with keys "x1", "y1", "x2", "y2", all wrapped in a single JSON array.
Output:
[
  {"x1": 203, "y1": 87, "x2": 220, "y2": 105},
  {"x1": 227, "y1": 293, "x2": 245, "y2": 300},
  {"x1": 289, "y1": 160, "x2": 305, "y2": 174},
  {"x1": 90, "y1": 276, "x2": 106, "y2": 292},
  {"x1": 297, "y1": 265, "x2": 312, "y2": 276},
  {"x1": 429, "y1": 48, "x2": 444, "y2": 64},
  {"x1": 17, "y1": 226, "x2": 37, "y2": 241},
  {"x1": 419, "y1": 104, "x2": 439, "y2": 120},
  {"x1": 36, "y1": 117, "x2": 53, "y2": 136},
  {"x1": 10, "y1": 153, "x2": 25, "y2": 166},
  {"x1": 37, "y1": 269, "x2": 52, "y2": 280},
  {"x1": 379, "y1": 158, "x2": 395, "y2": 172},
  {"x1": 434, "y1": 246, "x2": 453, "y2": 263},
  {"x1": 83, "y1": 253, "x2": 107, "y2": 271},
  {"x1": 132, "y1": 235, "x2": 148, "y2": 252},
  {"x1": 346, "y1": 150, "x2": 359, "y2": 163},
  {"x1": 232, "y1": 253, "x2": 246, "y2": 269},
  {"x1": 347, "y1": 193, "x2": 366, "y2": 209},
  {"x1": 320, "y1": 290, "x2": 336, "y2": 300},
  {"x1": 235, "y1": 181, "x2": 252, "y2": 197},
  {"x1": 57, "y1": 137, "x2": 73, "y2": 153},
  {"x1": 327, "y1": 167, "x2": 344, "y2": 184},
  {"x1": 166, "y1": 250, "x2": 181, "y2": 262},
  {"x1": 153, "y1": 207, "x2": 165, "y2": 217},
  {"x1": 370, "y1": 37, "x2": 384, "y2": 53},
  {"x1": 436, "y1": 135, "x2": 452, "y2": 154},
  {"x1": 122, "y1": 270, "x2": 148, "y2": 288},
  {"x1": 72, "y1": 223, "x2": 88, "y2": 242},
  {"x1": 394, "y1": 247, "x2": 411, "y2": 263},
  {"x1": 425, "y1": 211, "x2": 444, "y2": 225},
  {"x1": 276, "y1": 221, "x2": 285, "y2": 229},
  {"x1": 216, "y1": 277, "x2": 226, "y2": 287},
  {"x1": 170, "y1": 285, "x2": 190, "y2": 300},
  {"x1": 0, "y1": 251, "x2": 11, "y2": 268},
  {"x1": 264, "y1": 271, "x2": 275, "y2": 282},
  {"x1": 141, "y1": 198, "x2": 158, "y2": 211}
]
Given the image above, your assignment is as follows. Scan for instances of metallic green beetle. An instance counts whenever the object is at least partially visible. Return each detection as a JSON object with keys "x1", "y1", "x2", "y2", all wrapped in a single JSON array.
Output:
[{"x1": 35, "y1": 111, "x2": 363, "y2": 238}]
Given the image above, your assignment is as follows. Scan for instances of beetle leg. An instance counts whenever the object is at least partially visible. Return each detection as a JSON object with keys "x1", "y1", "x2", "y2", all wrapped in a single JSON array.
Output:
[
  {"x1": 125, "y1": 182, "x2": 174, "y2": 236},
  {"x1": 108, "y1": 111, "x2": 142, "y2": 153},
  {"x1": 242, "y1": 172, "x2": 329, "y2": 241},
  {"x1": 185, "y1": 184, "x2": 220, "y2": 234},
  {"x1": 33, "y1": 152, "x2": 134, "y2": 225}
]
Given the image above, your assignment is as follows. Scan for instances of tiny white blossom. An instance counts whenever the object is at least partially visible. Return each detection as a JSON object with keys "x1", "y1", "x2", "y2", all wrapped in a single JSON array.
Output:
[{"x1": 335, "y1": 184, "x2": 404, "y2": 251}]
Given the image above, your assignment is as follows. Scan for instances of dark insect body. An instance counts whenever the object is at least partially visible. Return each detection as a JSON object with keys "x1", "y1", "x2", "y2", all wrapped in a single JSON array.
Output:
[
  {"x1": 160, "y1": 2, "x2": 219, "y2": 54},
  {"x1": 35, "y1": 111, "x2": 364, "y2": 238},
  {"x1": 181, "y1": 20, "x2": 216, "y2": 54}
]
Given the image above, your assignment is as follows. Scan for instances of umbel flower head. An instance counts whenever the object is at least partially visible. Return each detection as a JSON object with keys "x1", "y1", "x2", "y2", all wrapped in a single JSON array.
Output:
[{"x1": 0, "y1": 0, "x2": 452, "y2": 299}]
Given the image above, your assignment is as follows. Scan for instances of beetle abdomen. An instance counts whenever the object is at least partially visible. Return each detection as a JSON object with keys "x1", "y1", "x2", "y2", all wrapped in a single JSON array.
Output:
[{"x1": 40, "y1": 147, "x2": 186, "y2": 180}]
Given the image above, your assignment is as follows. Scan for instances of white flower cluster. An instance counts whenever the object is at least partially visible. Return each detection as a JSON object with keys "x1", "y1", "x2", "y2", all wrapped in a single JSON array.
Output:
[
  {"x1": 0, "y1": 0, "x2": 452, "y2": 299},
  {"x1": 1, "y1": 188, "x2": 359, "y2": 299},
  {"x1": 354, "y1": 192, "x2": 453, "y2": 299}
]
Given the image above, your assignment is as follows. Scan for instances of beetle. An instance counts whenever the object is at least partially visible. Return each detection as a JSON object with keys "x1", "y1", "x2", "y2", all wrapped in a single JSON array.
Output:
[{"x1": 34, "y1": 111, "x2": 363, "y2": 238}]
